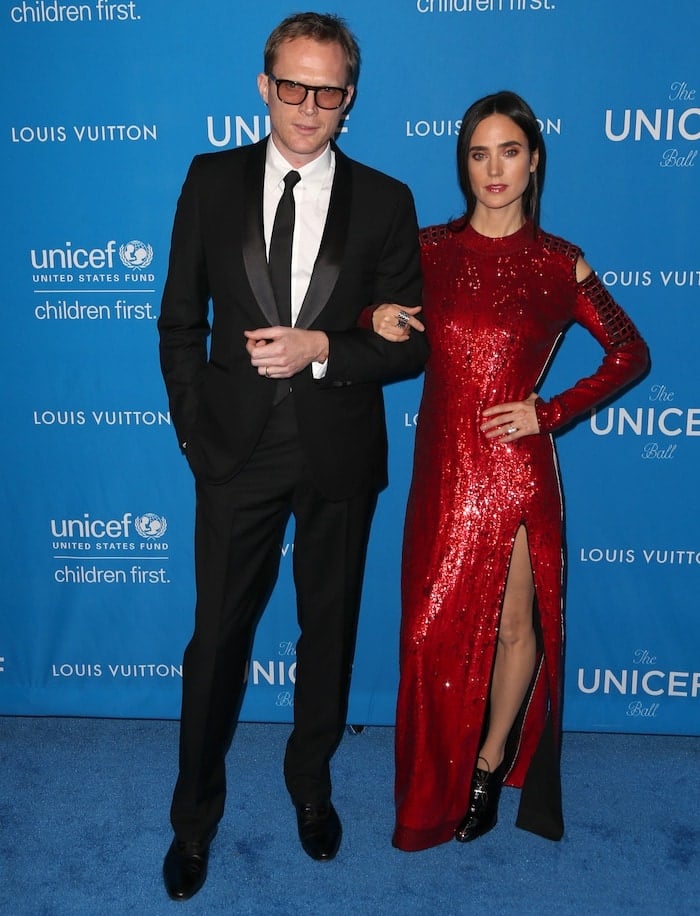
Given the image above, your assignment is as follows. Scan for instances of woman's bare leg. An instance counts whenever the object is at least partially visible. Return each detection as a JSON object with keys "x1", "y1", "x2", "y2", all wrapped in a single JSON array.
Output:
[{"x1": 478, "y1": 525, "x2": 536, "y2": 773}]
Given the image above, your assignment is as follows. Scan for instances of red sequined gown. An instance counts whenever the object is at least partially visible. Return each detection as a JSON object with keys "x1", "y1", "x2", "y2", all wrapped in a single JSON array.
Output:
[{"x1": 393, "y1": 221, "x2": 648, "y2": 852}]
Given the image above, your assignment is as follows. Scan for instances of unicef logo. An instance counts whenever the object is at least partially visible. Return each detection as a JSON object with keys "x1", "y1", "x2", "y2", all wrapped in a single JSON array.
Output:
[
  {"x1": 135, "y1": 513, "x2": 168, "y2": 539},
  {"x1": 119, "y1": 240, "x2": 154, "y2": 269}
]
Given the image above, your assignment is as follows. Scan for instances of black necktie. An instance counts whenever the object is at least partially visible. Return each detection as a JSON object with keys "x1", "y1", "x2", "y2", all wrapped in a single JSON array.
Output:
[{"x1": 268, "y1": 170, "x2": 301, "y2": 326}]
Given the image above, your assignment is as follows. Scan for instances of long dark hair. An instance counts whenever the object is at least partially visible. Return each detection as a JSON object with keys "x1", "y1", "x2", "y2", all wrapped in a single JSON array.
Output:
[{"x1": 455, "y1": 90, "x2": 546, "y2": 228}]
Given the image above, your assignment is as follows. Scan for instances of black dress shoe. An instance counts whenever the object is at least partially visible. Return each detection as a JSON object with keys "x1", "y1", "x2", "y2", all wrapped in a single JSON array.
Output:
[
  {"x1": 454, "y1": 760, "x2": 504, "y2": 843},
  {"x1": 295, "y1": 800, "x2": 342, "y2": 861},
  {"x1": 163, "y1": 829, "x2": 216, "y2": 901}
]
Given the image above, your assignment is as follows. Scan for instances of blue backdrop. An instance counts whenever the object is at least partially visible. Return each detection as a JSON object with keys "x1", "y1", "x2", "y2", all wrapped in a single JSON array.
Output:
[{"x1": 2, "y1": 0, "x2": 698, "y2": 735}]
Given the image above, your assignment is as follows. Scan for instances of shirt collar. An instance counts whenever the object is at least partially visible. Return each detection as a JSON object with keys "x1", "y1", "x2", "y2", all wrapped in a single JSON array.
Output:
[{"x1": 266, "y1": 138, "x2": 334, "y2": 190}]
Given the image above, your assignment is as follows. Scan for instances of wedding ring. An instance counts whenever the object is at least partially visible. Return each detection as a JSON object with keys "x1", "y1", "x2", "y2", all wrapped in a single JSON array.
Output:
[
  {"x1": 265, "y1": 366, "x2": 270, "y2": 378},
  {"x1": 507, "y1": 425, "x2": 517, "y2": 434},
  {"x1": 396, "y1": 309, "x2": 410, "y2": 330}
]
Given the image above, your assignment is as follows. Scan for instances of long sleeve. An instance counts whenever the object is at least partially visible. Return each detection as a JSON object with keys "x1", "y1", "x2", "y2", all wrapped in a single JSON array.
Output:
[
  {"x1": 320, "y1": 181, "x2": 428, "y2": 386},
  {"x1": 535, "y1": 272, "x2": 649, "y2": 433},
  {"x1": 158, "y1": 156, "x2": 211, "y2": 450}
]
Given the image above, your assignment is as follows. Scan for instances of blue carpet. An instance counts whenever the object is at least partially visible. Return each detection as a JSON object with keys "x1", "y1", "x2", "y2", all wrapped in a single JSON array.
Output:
[{"x1": 1, "y1": 719, "x2": 698, "y2": 915}]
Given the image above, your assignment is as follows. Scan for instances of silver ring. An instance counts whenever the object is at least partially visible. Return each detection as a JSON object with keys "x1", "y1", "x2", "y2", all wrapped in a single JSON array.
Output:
[
  {"x1": 507, "y1": 425, "x2": 517, "y2": 434},
  {"x1": 396, "y1": 309, "x2": 410, "y2": 330}
]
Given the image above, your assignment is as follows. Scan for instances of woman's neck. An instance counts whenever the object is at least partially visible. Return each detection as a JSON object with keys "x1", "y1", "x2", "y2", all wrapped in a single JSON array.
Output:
[{"x1": 469, "y1": 206, "x2": 527, "y2": 239}]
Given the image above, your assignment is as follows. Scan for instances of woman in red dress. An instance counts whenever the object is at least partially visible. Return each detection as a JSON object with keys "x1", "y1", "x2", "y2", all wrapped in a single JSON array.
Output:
[{"x1": 372, "y1": 91, "x2": 649, "y2": 852}]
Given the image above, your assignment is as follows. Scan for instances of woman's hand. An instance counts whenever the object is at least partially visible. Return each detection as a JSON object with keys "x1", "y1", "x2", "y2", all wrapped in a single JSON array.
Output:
[
  {"x1": 371, "y1": 304, "x2": 425, "y2": 342},
  {"x1": 481, "y1": 392, "x2": 540, "y2": 441}
]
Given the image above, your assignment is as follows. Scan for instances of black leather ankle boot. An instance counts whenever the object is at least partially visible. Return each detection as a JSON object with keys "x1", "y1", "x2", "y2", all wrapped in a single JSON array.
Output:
[{"x1": 454, "y1": 758, "x2": 504, "y2": 843}]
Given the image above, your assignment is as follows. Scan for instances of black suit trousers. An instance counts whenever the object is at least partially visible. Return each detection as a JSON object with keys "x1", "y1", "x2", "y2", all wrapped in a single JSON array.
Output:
[{"x1": 170, "y1": 398, "x2": 377, "y2": 841}]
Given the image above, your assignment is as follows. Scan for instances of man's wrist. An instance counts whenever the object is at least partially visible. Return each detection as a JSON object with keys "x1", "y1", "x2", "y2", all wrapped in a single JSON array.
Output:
[{"x1": 315, "y1": 331, "x2": 329, "y2": 364}]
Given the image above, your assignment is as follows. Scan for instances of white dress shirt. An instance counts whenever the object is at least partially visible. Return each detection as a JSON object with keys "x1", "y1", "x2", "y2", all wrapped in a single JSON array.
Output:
[{"x1": 263, "y1": 138, "x2": 335, "y2": 377}]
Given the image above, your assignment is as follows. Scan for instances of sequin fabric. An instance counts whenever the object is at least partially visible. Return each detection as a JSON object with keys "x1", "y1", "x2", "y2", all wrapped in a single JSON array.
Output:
[{"x1": 392, "y1": 221, "x2": 648, "y2": 852}]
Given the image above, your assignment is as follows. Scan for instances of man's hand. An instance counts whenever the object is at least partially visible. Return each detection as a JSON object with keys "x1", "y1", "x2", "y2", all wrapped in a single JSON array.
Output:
[{"x1": 245, "y1": 326, "x2": 329, "y2": 378}]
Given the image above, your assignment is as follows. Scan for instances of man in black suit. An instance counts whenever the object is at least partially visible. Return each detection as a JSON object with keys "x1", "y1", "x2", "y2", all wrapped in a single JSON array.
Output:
[{"x1": 158, "y1": 11, "x2": 427, "y2": 901}]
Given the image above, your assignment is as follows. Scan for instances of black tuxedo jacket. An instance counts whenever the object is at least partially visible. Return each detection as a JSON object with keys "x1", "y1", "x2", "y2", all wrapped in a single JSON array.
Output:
[{"x1": 158, "y1": 138, "x2": 428, "y2": 500}]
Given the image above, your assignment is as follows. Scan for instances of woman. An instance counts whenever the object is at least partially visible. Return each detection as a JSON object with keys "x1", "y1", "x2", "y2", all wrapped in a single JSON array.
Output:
[{"x1": 372, "y1": 91, "x2": 649, "y2": 852}]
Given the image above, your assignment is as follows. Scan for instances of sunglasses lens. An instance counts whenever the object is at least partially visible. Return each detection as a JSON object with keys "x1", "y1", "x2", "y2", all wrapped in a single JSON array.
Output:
[{"x1": 275, "y1": 80, "x2": 344, "y2": 109}]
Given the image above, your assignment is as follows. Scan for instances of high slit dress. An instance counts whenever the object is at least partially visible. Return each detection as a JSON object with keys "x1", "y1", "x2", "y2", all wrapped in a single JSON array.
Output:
[{"x1": 392, "y1": 221, "x2": 648, "y2": 852}]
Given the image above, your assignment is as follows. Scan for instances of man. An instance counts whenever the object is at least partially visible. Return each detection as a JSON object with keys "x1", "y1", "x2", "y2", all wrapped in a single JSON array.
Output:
[{"x1": 158, "y1": 12, "x2": 427, "y2": 901}]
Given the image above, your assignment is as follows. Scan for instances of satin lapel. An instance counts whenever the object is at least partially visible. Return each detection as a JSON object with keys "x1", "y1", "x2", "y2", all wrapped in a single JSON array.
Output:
[
  {"x1": 241, "y1": 141, "x2": 278, "y2": 327},
  {"x1": 295, "y1": 151, "x2": 352, "y2": 330}
]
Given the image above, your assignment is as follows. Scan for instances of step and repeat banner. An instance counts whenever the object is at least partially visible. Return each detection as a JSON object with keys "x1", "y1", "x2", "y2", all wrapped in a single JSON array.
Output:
[{"x1": 2, "y1": 0, "x2": 698, "y2": 734}]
